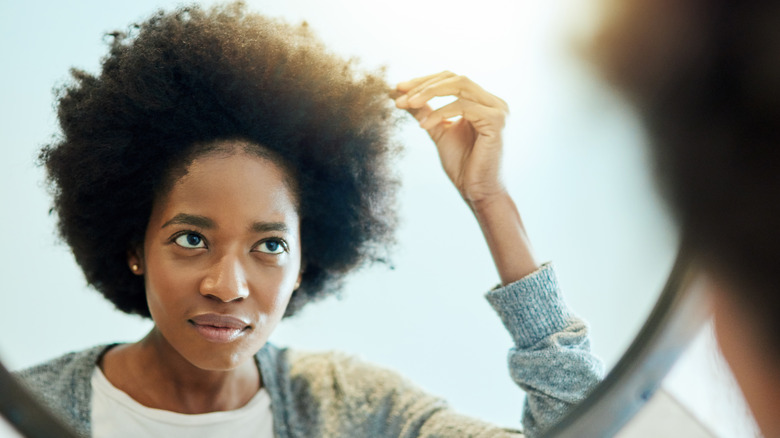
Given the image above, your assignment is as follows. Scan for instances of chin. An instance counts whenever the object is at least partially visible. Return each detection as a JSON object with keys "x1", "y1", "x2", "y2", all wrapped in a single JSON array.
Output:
[{"x1": 190, "y1": 347, "x2": 257, "y2": 371}]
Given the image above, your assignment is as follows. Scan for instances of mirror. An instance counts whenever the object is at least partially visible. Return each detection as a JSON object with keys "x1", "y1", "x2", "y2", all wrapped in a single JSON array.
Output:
[
  {"x1": 0, "y1": 0, "x2": 678, "y2": 433},
  {"x1": 542, "y1": 248, "x2": 709, "y2": 437}
]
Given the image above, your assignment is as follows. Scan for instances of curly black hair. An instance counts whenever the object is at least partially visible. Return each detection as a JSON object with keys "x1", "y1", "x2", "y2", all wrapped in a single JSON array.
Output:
[
  {"x1": 40, "y1": 2, "x2": 400, "y2": 318},
  {"x1": 593, "y1": 1, "x2": 780, "y2": 345}
]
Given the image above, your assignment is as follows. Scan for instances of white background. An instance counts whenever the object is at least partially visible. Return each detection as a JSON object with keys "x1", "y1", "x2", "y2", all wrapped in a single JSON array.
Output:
[{"x1": 0, "y1": 0, "x2": 680, "y2": 430}]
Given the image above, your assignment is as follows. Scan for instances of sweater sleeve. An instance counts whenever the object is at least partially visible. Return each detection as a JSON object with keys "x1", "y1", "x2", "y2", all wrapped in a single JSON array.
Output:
[
  {"x1": 275, "y1": 263, "x2": 603, "y2": 438},
  {"x1": 484, "y1": 263, "x2": 604, "y2": 437}
]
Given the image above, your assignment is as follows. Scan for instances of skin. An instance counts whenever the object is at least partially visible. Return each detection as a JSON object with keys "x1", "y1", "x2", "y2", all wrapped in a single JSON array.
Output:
[{"x1": 100, "y1": 72, "x2": 540, "y2": 415}]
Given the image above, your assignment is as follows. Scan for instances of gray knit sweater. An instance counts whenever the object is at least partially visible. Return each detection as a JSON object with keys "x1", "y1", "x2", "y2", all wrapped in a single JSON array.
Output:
[{"x1": 14, "y1": 264, "x2": 603, "y2": 437}]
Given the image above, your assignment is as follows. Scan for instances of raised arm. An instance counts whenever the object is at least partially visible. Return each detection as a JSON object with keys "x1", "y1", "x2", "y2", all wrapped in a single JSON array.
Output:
[{"x1": 393, "y1": 73, "x2": 604, "y2": 436}]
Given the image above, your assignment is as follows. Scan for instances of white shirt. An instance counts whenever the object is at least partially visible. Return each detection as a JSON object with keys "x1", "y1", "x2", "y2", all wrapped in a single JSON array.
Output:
[{"x1": 90, "y1": 367, "x2": 274, "y2": 438}]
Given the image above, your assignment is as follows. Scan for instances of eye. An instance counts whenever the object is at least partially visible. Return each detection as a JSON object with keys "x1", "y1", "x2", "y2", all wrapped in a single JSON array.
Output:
[
  {"x1": 174, "y1": 233, "x2": 206, "y2": 249},
  {"x1": 256, "y1": 239, "x2": 286, "y2": 254}
]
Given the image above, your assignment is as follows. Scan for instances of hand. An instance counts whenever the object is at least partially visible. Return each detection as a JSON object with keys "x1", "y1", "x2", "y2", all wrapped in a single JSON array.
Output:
[{"x1": 394, "y1": 71, "x2": 509, "y2": 206}]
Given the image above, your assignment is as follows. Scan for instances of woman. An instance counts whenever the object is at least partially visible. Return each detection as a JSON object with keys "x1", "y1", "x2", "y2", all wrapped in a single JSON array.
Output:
[
  {"x1": 593, "y1": 1, "x2": 780, "y2": 436},
  {"x1": 16, "y1": 3, "x2": 602, "y2": 437}
]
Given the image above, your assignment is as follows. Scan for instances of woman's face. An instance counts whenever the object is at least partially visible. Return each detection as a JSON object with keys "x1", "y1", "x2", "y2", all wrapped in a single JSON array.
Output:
[{"x1": 134, "y1": 147, "x2": 302, "y2": 371}]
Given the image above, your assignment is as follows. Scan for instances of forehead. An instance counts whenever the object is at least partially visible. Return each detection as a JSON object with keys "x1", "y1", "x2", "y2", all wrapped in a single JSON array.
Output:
[{"x1": 152, "y1": 151, "x2": 300, "y2": 227}]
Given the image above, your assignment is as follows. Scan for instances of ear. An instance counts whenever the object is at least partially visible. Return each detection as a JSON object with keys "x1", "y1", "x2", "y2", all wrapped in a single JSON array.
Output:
[
  {"x1": 294, "y1": 272, "x2": 303, "y2": 290},
  {"x1": 294, "y1": 266, "x2": 304, "y2": 290},
  {"x1": 127, "y1": 247, "x2": 145, "y2": 276}
]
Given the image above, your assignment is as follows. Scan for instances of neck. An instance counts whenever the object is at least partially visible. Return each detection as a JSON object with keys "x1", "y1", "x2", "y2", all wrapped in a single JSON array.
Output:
[{"x1": 102, "y1": 327, "x2": 261, "y2": 414}]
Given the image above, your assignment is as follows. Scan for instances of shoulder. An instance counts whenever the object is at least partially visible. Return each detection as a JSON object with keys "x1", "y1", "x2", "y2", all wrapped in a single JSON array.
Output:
[
  {"x1": 262, "y1": 347, "x2": 524, "y2": 437},
  {"x1": 14, "y1": 344, "x2": 111, "y2": 388},
  {"x1": 261, "y1": 345, "x2": 447, "y2": 432},
  {"x1": 261, "y1": 343, "x2": 411, "y2": 388},
  {"x1": 12, "y1": 344, "x2": 115, "y2": 437},
  {"x1": 285, "y1": 349, "x2": 427, "y2": 400}
]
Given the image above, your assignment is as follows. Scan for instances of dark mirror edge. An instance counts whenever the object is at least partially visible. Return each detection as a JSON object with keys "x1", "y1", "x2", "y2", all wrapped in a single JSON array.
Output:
[{"x1": 541, "y1": 244, "x2": 709, "y2": 437}]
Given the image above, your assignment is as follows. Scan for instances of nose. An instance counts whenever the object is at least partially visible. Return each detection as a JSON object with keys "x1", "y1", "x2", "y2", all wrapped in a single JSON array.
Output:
[{"x1": 199, "y1": 254, "x2": 250, "y2": 302}]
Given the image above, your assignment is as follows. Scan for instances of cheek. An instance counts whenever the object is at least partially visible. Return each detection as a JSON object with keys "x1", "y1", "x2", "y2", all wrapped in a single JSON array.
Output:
[
  {"x1": 248, "y1": 248, "x2": 301, "y2": 321},
  {"x1": 276, "y1": 247, "x2": 303, "y2": 306},
  {"x1": 248, "y1": 262, "x2": 298, "y2": 314},
  {"x1": 143, "y1": 254, "x2": 200, "y2": 319}
]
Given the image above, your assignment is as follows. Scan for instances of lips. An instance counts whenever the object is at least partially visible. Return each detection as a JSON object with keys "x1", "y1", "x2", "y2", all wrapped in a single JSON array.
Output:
[{"x1": 189, "y1": 314, "x2": 251, "y2": 343}]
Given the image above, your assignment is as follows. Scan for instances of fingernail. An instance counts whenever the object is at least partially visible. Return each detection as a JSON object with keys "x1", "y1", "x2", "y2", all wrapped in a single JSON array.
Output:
[
  {"x1": 419, "y1": 116, "x2": 428, "y2": 127},
  {"x1": 396, "y1": 95, "x2": 408, "y2": 107}
]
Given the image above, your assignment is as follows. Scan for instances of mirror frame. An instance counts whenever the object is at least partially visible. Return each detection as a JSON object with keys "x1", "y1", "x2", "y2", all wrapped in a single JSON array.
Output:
[
  {"x1": 0, "y1": 247, "x2": 707, "y2": 437},
  {"x1": 541, "y1": 246, "x2": 709, "y2": 437}
]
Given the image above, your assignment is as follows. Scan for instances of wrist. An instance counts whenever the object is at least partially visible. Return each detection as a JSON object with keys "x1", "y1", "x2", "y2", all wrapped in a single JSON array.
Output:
[
  {"x1": 466, "y1": 187, "x2": 511, "y2": 215},
  {"x1": 467, "y1": 189, "x2": 540, "y2": 284}
]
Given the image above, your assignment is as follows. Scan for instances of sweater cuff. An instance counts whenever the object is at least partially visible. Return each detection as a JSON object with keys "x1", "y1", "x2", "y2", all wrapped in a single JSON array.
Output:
[{"x1": 485, "y1": 262, "x2": 575, "y2": 349}]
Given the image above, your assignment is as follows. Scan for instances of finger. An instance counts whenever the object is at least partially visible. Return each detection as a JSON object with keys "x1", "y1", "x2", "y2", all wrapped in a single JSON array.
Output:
[
  {"x1": 407, "y1": 75, "x2": 508, "y2": 111},
  {"x1": 396, "y1": 102, "x2": 446, "y2": 141},
  {"x1": 395, "y1": 71, "x2": 455, "y2": 93},
  {"x1": 396, "y1": 102, "x2": 432, "y2": 121},
  {"x1": 419, "y1": 99, "x2": 506, "y2": 136},
  {"x1": 387, "y1": 88, "x2": 404, "y2": 100},
  {"x1": 395, "y1": 71, "x2": 456, "y2": 108},
  {"x1": 393, "y1": 87, "x2": 434, "y2": 119},
  {"x1": 406, "y1": 104, "x2": 433, "y2": 122}
]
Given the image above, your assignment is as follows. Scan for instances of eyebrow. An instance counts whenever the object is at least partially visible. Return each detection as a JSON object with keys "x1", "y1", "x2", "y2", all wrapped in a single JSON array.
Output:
[
  {"x1": 250, "y1": 222, "x2": 288, "y2": 234},
  {"x1": 161, "y1": 213, "x2": 289, "y2": 234},
  {"x1": 162, "y1": 213, "x2": 214, "y2": 229}
]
